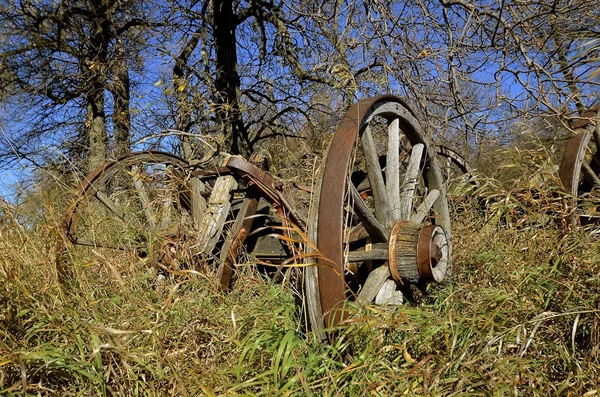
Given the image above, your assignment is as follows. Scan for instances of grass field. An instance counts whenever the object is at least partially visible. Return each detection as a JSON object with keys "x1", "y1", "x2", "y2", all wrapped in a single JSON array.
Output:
[{"x1": 1, "y1": 154, "x2": 600, "y2": 396}]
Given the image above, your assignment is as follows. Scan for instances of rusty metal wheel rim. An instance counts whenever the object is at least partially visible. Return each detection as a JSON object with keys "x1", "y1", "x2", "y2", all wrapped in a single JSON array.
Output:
[
  {"x1": 56, "y1": 151, "x2": 206, "y2": 278},
  {"x1": 310, "y1": 95, "x2": 452, "y2": 330},
  {"x1": 559, "y1": 105, "x2": 600, "y2": 223}
]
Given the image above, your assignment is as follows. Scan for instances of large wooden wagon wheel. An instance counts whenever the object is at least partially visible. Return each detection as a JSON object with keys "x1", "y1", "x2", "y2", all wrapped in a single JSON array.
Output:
[
  {"x1": 305, "y1": 95, "x2": 452, "y2": 334},
  {"x1": 559, "y1": 104, "x2": 600, "y2": 224},
  {"x1": 57, "y1": 151, "x2": 251, "y2": 285}
]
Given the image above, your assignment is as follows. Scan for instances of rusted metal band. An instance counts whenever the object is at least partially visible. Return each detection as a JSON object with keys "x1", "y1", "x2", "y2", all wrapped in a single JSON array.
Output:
[
  {"x1": 226, "y1": 156, "x2": 307, "y2": 231},
  {"x1": 417, "y1": 225, "x2": 435, "y2": 282},
  {"x1": 317, "y1": 95, "x2": 421, "y2": 328}
]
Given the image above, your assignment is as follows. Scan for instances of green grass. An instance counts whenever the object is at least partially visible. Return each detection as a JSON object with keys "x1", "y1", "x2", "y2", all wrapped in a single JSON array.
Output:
[{"x1": 2, "y1": 161, "x2": 600, "y2": 396}]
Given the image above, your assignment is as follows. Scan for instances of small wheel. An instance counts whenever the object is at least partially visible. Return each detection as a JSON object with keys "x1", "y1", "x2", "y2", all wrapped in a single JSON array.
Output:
[
  {"x1": 559, "y1": 105, "x2": 600, "y2": 224},
  {"x1": 58, "y1": 151, "x2": 249, "y2": 282},
  {"x1": 59, "y1": 152, "x2": 197, "y2": 272},
  {"x1": 305, "y1": 95, "x2": 452, "y2": 333}
]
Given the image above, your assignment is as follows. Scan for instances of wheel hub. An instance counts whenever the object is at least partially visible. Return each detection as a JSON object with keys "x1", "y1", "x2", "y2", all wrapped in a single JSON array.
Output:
[{"x1": 388, "y1": 221, "x2": 448, "y2": 286}]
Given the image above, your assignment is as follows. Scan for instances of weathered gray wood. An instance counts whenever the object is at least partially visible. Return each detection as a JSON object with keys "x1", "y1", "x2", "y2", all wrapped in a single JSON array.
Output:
[
  {"x1": 95, "y1": 191, "x2": 126, "y2": 222},
  {"x1": 593, "y1": 122, "x2": 600, "y2": 148},
  {"x1": 346, "y1": 244, "x2": 388, "y2": 262},
  {"x1": 197, "y1": 175, "x2": 238, "y2": 254},
  {"x1": 410, "y1": 189, "x2": 440, "y2": 224},
  {"x1": 375, "y1": 279, "x2": 404, "y2": 305},
  {"x1": 350, "y1": 184, "x2": 388, "y2": 243},
  {"x1": 190, "y1": 177, "x2": 207, "y2": 230},
  {"x1": 392, "y1": 222, "x2": 420, "y2": 283},
  {"x1": 387, "y1": 118, "x2": 401, "y2": 220},
  {"x1": 362, "y1": 126, "x2": 392, "y2": 226},
  {"x1": 399, "y1": 143, "x2": 424, "y2": 220},
  {"x1": 304, "y1": 170, "x2": 326, "y2": 341},
  {"x1": 582, "y1": 162, "x2": 600, "y2": 187},
  {"x1": 357, "y1": 265, "x2": 391, "y2": 304},
  {"x1": 131, "y1": 165, "x2": 156, "y2": 232},
  {"x1": 159, "y1": 194, "x2": 173, "y2": 230}
]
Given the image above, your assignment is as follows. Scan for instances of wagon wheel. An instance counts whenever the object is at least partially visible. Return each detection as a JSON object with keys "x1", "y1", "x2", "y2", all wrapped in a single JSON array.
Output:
[
  {"x1": 57, "y1": 151, "x2": 251, "y2": 285},
  {"x1": 436, "y1": 145, "x2": 478, "y2": 195},
  {"x1": 305, "y1": 95, "x2": 452, "y2": 334},
  {"x1": 559, "y1": 104, "x2": 600, "y2": 224}
]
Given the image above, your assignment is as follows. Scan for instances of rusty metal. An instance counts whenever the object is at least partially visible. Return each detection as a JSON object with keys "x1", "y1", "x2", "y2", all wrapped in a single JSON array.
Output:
[
  {"x1": 417, "y1": 225, "x2": 448, "y2": 283},
  {"x1": 226, "y1": 156, "x2": 307, "y2": 231},
  {"x1": 559, "y1": 105, "x2": 600, "y2": 224},
  {"x1": 387, "y1": 220, "x2": 409, "y2": 286},
  {"x1": 436, "y1": 146, "x2": 474, "y2": 176},
  {"x1": 217, "y1": 195, "x2": 260, "y2": 288},
  {"x1": 560, "y1": 132, "x2": 590, "y2": 196},
  {"x1": 417, "y1": 225, "x2": 437, "y2": 283},
  {"x1": 316, "y1": 95, "x2": 423, "y2": 328},
  {"x1": 190, "y1": 166, "x2": 232, "y2": 178}
]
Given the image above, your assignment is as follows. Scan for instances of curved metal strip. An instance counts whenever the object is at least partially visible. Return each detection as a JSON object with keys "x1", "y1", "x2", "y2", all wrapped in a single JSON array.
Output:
[{"x1": 63, "y1": 151, "x2": 190, "y2": 242}]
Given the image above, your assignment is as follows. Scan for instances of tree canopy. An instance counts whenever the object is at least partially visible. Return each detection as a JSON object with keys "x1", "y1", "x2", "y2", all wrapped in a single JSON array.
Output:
[{"x1": 1, "y1": 0, "x2": 599, "y2": 172}]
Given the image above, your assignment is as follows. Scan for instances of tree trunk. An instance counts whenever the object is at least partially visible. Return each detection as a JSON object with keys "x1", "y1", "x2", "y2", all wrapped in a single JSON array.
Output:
[
  {"x1": 213, "y1": 0, "x2": 251, "y2": 156},
  {"x1": 174, "y1": 28, "x2": 202, "y2": 161},
  {"x1": 111, "y1": 37, "x2": 131, "y2": 159},
  {"x1": 86, "y1": 86, "x2": 108, "y2": 172}
]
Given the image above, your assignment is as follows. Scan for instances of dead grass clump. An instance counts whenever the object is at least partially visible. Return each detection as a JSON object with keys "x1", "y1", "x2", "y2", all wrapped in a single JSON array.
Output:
[{"x1": 2, "y1": 143, "x2": 600, "y2": 395}]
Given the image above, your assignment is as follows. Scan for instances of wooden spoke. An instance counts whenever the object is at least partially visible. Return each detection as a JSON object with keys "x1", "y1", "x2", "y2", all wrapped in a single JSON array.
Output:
[
  {"x1": 346, "y1": 244, "x2": 388, "y2": 262},
  {"x1": 410, "y1": 189, "x2": 440, "y2": 224},
  {"x1": 159, "y1": 194, "x2": 173, "y2": 230},
  {"x1": 131, "y1": 165, "x2": 157, "y2": 232},
  {"x1": 375, "y1": 279, "x2": 403, "y2": 305},
  {"x1": 582, "y1": 162, "x2": 600, "y2": 188},
  {"x1": 362, "y1": 125, "x2": 392, "y2": 226},
  {"x1": 94, "y1": 191, "x2": 126, "y2": 222},
  {"x1": 399, "y1": 143, "x2": 424, "y2": 220},
  {"x1": 349, "y1": 184, "x2": 388, "y2": 243},
  {"x1": 387, "y1": 118, "x2": 401, "y2": 220},
  {"x1": 356, "y1": 265, "x2": 391, "y2": 304},
  {"x1": 217, "y1": 197, "x2": 259, "y2": 288}
]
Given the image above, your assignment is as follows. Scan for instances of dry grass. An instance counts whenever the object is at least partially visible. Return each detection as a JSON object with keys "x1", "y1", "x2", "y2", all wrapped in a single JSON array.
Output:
[{"x1": 1, "y1": 147, "x2": 600, "y2": 396}]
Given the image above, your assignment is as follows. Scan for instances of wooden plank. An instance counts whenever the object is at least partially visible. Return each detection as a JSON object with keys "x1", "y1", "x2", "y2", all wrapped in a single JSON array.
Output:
[
  {"x1": 131, "y1": 165, "x2": 156, "y2": 232},
  {"x1": 159, "y1": 194, "x2": 173, "y2": 230},
  {"x1": 356, "y1": 265, "x2": 391, "y2": 304},
  {"x1": 190, "y1": 177, "x2": 207, "y2": 230},
  {"x1": 362, "y1": 126, "x2": 392, "y2": 227},
  {"x1": 399, "y1": 143, "x2": 424, "y2": 220},
  {"x1": 410, "y1": 189, "x2": 440, "y2": 224},
  {"x1": 197, "y1": 175, "x2": 238, "y2": 254},
  {"x1": 375, "y1": 279, "x2": 403, "y2": 305},
  {"x1": 387, "y1": 118, "x2": 401, "y2": 220}
]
